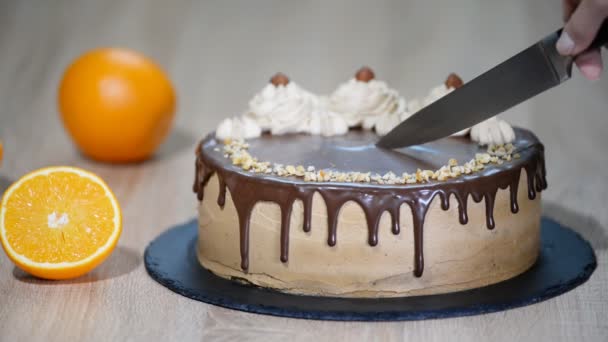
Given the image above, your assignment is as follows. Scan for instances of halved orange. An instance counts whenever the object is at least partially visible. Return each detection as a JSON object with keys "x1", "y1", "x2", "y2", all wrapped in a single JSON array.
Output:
[{"x1": 0, "y1": 166, "x2": 122, "y2": 279}]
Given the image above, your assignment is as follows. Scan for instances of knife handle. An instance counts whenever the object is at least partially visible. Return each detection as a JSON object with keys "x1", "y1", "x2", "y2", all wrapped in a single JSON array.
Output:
[{"x1": 587, "y1": 20, "x2": 608, "y2": 51}]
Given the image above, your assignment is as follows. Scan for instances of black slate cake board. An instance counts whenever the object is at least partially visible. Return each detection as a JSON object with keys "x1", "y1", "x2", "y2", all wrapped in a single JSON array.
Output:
[{"x1": 144, "y1": 217, "x2": 596, "y2": 321}]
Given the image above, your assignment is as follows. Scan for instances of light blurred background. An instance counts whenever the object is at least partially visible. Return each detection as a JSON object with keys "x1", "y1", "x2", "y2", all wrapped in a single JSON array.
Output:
[{"x1": 0, "y1": 0, "x2": 606, "y2": 238}]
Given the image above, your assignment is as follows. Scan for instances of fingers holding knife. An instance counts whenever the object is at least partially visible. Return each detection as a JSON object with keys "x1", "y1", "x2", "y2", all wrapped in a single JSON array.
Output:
[{"x1": 557, "y1": 0, "x2": 608, "y2": 80}]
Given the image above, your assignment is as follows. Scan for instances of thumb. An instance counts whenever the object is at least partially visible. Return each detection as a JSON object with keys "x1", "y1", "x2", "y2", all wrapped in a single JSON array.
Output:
[{"x1": 556, "y1": 0, "x2": 608, "y2": 55}]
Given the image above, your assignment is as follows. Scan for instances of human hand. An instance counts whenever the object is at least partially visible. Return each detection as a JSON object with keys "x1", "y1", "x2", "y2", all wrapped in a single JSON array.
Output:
[{"x1": 556, "y1": 0, "x2": 607, "y2": 80}]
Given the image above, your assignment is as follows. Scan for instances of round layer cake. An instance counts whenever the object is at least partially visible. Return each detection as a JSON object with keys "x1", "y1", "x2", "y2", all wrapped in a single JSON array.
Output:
[{"x1": 193, "y1": 128, "x2": 546, "y2": 298}]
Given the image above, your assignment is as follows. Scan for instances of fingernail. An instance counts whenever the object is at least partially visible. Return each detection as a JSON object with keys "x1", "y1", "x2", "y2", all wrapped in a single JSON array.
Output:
[
  {"x1": 579, "y1": 64, "x2": 602, "y2": 81},
  {"x1": 556, "y1": 32, "x2": 575, "y2": 55}
]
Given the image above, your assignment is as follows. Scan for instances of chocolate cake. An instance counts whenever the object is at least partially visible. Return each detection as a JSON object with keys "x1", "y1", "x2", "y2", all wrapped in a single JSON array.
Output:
[{"x1": 193, "y1": 68, "x2": 547, "y2": 297}]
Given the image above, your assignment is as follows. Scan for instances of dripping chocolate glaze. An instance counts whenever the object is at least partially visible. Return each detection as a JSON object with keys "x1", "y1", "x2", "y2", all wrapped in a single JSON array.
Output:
[{"x1": 194, "y1": 128, "x2": 547, "y2": 277}]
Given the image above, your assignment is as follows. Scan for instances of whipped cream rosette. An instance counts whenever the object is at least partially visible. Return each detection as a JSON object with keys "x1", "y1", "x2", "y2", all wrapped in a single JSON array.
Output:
[
  {"x1": 307, "y1": 96, "x2": 349, "y2": 137},
  {"x1": 470, "y1": 116, "x2": 516, "y2": 145},
  {"x1": 214, "y1": 69, "x2": 515, "y2": 146},
  {"x1": 245, "y1": 74, "x2": 316, "y2": 135},
  {"x1": 218, "y1": 73, "x2": 348, "y2": 139},
  {"x1": 215, "y1": 116, "x2": 262, "y2": 140},
  {"x1": 373, "y1": 97, "x2": 410, "y2": 136},
  {"x1": 329, "y1": 67, "x2": 408, "y2": 131}
]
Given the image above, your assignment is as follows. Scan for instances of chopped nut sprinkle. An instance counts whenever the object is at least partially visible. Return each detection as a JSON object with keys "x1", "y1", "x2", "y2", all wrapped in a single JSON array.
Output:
[{"x1": 218, "y1": 139, "x2": 521, "y2": 185}]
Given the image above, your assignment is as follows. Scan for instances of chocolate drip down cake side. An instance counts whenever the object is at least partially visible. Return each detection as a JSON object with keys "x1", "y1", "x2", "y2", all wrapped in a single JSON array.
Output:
[{"x1": 193, "y1": 68, "x2": 547, "y2": 298}]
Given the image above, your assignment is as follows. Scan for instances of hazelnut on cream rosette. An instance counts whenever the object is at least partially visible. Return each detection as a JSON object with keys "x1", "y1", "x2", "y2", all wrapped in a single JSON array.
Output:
[
  {"x1": 407, "y1": 73, "x2": 469, "y2": 137},
  {"x1": 422, "y1": 73, "x2": 464, "y2": 108},
  {"x1": 244, "y1": 73, "x2": 318, "y2": 136},
  {"x1": 407, "y1": 73, "x2": 515, "y2": 145},
  {"x1": 442, "y1": 73, "x2": 514, "y2": 145},
  {"x1": 216, "y1": 73, "x2": 348, "y2": 139},
  {"x1": 330, "y1": 67, "x2": 408, "y2": 130},
  {"x1": 406, "y1": 74, "x2": 459, "y2": 113}
]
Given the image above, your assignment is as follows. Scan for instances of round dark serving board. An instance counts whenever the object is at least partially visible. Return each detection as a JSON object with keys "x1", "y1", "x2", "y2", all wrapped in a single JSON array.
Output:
[{"x1": 144, "y1": 217, "x2": 596, "y2": 321}]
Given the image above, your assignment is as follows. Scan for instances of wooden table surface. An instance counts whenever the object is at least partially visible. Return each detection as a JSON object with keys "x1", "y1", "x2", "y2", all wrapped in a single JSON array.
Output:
[{"x1": 0, "y1": 1, "x2": 606, "y2": 341}]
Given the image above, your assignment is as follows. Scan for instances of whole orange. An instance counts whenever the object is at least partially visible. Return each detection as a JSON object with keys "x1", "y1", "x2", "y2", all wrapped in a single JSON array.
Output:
[{"x1": 59, "y1": 48, "x2": 176, "y2": 163}]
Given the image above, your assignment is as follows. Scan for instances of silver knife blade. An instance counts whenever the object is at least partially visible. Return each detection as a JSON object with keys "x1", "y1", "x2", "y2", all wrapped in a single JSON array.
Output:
[{"x1": 376, "y1": 30, "x2": 573, "y2": 149}]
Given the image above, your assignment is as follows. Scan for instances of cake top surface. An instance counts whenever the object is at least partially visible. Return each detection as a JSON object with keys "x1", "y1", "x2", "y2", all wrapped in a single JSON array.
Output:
[{"x1": 200, "y1": 127, "x2": 541, "y2": 187}]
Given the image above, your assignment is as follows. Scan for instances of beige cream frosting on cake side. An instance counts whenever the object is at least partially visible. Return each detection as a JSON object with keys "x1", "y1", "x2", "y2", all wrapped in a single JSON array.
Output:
[{"x1": 196, "y1": 170, "x2": 541, "y2": 298}]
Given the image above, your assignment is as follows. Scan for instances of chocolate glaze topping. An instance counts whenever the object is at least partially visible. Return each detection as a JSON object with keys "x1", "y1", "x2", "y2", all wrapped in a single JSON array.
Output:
[{"x1": 193, "y1": 128, "x2": 546, "y2": 277}]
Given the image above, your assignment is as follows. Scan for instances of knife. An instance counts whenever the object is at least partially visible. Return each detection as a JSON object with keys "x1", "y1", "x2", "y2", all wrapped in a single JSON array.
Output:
[{"x1": 377, "y1": 23, "x2": 608, "y2": 149}]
